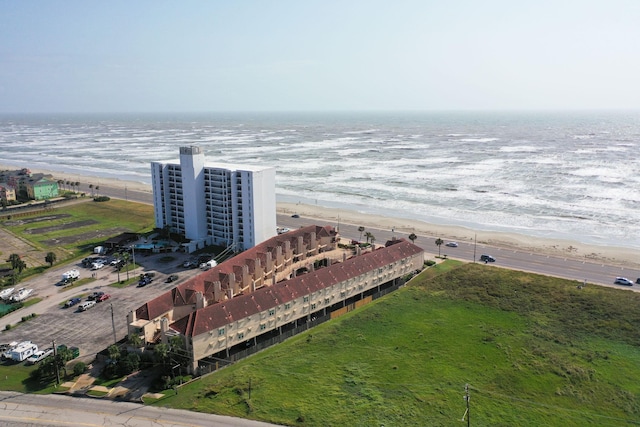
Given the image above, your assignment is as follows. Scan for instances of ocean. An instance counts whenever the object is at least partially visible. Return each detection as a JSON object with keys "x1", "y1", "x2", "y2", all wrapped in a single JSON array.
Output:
[{"x1": 1, "y1": 111, "x2": 639, "y2": 249}]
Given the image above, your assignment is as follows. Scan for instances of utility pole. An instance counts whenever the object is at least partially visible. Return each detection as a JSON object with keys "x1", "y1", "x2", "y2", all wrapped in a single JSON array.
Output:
[
  {"x1": 52, "y1": 339, "x2": 60, "y2": 386},
  {"x1": 473, "y1": 234, "x2": 477, "y2": 263},
  {"x1": 461, "y1": 383, "x2": 470, "y2": 427},
  {"x1": 110, "y1": 304, "x2": 117, "y2": 344}
]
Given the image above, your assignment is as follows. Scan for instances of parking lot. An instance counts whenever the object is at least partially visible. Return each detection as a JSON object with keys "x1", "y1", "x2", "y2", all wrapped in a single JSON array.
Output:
[{"x1": 0, "y1": 250, "x2": 206, "y2": 363}]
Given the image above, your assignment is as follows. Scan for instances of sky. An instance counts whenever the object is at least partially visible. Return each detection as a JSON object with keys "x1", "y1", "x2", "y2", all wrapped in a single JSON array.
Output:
[{"x1": 1, "y1": 0, "x2": 639, "y2": 113}]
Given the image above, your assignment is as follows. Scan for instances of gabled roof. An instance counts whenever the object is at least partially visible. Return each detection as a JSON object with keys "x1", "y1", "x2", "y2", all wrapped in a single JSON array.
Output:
[{"x1": 172, "y1": 239, "x2": 422, "y2": 337}]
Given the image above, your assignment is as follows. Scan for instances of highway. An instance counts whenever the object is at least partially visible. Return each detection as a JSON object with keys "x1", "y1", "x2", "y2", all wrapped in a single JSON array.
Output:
[{"x1": 97, "y1": 181, "x2": 640, "y2": 290}]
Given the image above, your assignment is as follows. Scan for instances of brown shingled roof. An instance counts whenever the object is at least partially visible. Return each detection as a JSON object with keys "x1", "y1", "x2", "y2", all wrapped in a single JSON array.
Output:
[{"x1": 174, "y1": 239, "x2": 422, "y2": 337}]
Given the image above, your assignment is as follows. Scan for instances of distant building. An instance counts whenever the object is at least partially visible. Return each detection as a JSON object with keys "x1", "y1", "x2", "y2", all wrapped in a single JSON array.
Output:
[
  {"x1": 24, "y1": 176, "x2": 59, "y2": 200},
  {"x1": 151, "y1": 146, "x2": 276, "y2": 252},
  {"x1": 128, "y1": 225, "x2": 425, "y2": 372},
  {"x1": 0, "y1": 183, "x2": 16, "y2": 203}
]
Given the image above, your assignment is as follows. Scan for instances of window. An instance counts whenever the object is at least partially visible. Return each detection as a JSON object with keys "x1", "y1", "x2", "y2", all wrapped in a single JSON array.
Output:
[
  {"x1": 303, "y1": 296, "x2": 309, "y2": 302},
  {"x1": 218, "y1": 328, "x2": 225, "y2": 336},
  {"x1": 285, "y1": 303, "x2": 291, "y2": 310},
  {"x1": 268, "y1": 308, "x2": 275, "y2": 316},
  {"x1": 311, "y1": 303, "x2": 316, "y2": 310},
  {"x1": 260, "y1": 324, "x2": 266, "y2": 331},
  {"x1": 238, "y1": 332, "x2": 244, "y2": 340},
  {"x1": 324, "y1": 298, "x2": 330, "y2": 304}
]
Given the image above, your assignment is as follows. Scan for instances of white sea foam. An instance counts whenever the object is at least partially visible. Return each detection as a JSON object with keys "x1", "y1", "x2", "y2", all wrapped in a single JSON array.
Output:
[{"x1": 1, "y1": 111, "x2": 639, "y2": 250}]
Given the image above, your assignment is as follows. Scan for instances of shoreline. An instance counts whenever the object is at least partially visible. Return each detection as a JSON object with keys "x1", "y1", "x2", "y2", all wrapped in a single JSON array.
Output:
[{"x1": 3, "y1": 163, "x2": 640, "y2": 268}]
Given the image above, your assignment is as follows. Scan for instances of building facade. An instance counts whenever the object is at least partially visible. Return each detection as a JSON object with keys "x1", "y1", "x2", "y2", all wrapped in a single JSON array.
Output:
[
  {"x1": 151, "y1": 146, "x2": 276, "y2": 252},
  {"x1": 0, "y1": 184, "x2": 16, "y2": 203},
  {"x1": 128, "y1": 225, "x2": 425, "y2": 372}
]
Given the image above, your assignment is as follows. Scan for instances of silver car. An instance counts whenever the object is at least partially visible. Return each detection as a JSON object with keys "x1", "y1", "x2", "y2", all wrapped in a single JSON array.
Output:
[{"x1": 614, "y1": 277, "x2": 633, "y2": 286}]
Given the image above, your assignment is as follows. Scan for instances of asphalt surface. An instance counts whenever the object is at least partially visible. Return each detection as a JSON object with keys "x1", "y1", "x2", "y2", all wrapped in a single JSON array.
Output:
[{"x1": 0, "y1": 391, "x2": 282, "y2": 426}]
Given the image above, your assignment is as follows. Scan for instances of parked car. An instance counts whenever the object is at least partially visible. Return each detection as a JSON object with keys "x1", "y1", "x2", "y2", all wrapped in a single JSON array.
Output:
[
  {"x1": 291, "y1": 214, "x2": 300, "y2": 218},
  {"x1": 91, "y1": 262, "x2": 105, "y2": 270},
  {"x1": 182, "y1": 260, "x2": 196, "y2": 268},
  {"x1": 636, "y1": 278, "x2": 640, "y2": 285},
  {"x1": 480, "y1": 254, "x2": 496, "y2": 263},
  {"x1": 88, "y1": 291, "x2": 105, "y2": 301},
  {"x1": 64, "y1": 297, "x2": 82, "y2": 308},
  {"x1": 445, "y1": 242, "x2": 458, "y2": 247},
  {"x1": 25, "y1": 347, "x2": 53, "y2": 365},
  {"x1": 614, "y1": 277, "x2": 634, "y2": 286},
  {"x1": 138, "y1": 275, "x2": 153, "y2": 287},
  {"x1": 97, "y1": 293, "x2": 111, "y2": 302},
  {"x1": 165, "y1": 274, "x2": 179, "y2": 283},
  {"x1": 78, "y1": 300, "x2": 96, "y2": 311}
]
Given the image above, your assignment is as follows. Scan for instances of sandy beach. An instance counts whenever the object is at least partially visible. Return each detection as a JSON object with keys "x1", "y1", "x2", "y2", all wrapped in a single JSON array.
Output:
[{"x1": 3, "y1": 163, "x2": 640, "y2": 269}]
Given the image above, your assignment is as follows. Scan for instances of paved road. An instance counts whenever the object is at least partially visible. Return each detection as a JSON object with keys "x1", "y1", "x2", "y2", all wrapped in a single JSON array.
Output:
[
  {"x1": 95, "y1": 180, "x2": 640, "y2": 289},
  {"x1": 278, "y1": 214, "x2": 640, "y2": 291},
  {"x1": 0, "y1": 391, "x2": 282, "y2": 426}
]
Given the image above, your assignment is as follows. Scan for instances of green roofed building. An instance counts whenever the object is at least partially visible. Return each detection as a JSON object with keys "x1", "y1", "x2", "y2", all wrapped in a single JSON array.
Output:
[{"x1": 25, "y1": 176, "x2": 59, "y2": 200}]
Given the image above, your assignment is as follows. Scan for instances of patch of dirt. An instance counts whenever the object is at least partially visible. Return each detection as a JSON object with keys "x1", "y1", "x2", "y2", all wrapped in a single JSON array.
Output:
[
  {"x1": 24, "y1": 219, "x2": 99, "y2": 235},
  {"x1": 43, "y1": 227, "x2": 131, "y2": 246},
  {"x1": 4, "y1": 214, "x2": 72, "y2": 226}
]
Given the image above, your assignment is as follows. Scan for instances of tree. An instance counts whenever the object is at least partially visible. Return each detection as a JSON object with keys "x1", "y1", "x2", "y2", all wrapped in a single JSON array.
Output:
[
  {"x1": 435, "y1": 238, "x2": 444, "y2": 257},
  {"x1": 65, "y1": 180, "x2": 70, "y2": 191},
  {"x1": 121, "y1": 252, "x2": 130, "y2": 281},
  {"x1": 45, "y1": 252, "x2": 57, "y2": 267},
  {"x1": 364, "y1": 231, "x2": 373, "y2": 244},
  {"x1": 74, "y1": 181, "x2": 80, "y2": 193},
  {"x1": 89, "y1": 184, "x2": 94, "y2": 196},
  {"x1": 408, "y1": 233, "x2": 417, "y2": 244},
  {"x1": 358, "y1": 226, "x2": 365, "y2": 242},
  {"x1": 8, "y1": 254, "x2": 21, "y2": 270},
  {"x1": 370, "y1": 235, "x2": 376, "y2": 248},
  {"x1": 94, "y1": 185, "x2": 100, "y2": 196},
  {"x1": 154, "y1": 343, "x2": 170, "y2": 367},
  {"x1": 108, "y1": 344, "x2": 121, "y2": 362},
  {"x1": 16, "y1": 259, "x2": 27, "y2": 273},
  {"x1": 128, "y1": 333, "x2": 143, "y2": 348}
]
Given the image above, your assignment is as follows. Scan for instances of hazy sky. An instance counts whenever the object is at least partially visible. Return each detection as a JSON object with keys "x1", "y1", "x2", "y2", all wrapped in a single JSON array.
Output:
[{"x1": 1, "y1": 1, "x2": 639, "y2": 113}]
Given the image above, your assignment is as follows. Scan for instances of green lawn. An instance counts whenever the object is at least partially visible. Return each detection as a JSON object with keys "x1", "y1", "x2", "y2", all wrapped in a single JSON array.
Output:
[{"x1": 154, "y1": 262, "x2": 640, "y2": 426}]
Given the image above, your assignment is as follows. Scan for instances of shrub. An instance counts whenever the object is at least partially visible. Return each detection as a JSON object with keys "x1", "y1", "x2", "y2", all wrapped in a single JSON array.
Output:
[
  {"x1": 73, "y1": 362, "x2": 86, "y2": 376},
  {"x1": 425, "y1": 260, "x2": 436, "y2": 266},
  {"x1": 93, "y1": 196, "x2": 111, "y2": 202}
]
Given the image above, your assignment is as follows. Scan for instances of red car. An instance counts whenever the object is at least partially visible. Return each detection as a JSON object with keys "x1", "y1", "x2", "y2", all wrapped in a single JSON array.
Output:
[{"x1": 97, "y1": 293, "x2": 111, "y2": 302}]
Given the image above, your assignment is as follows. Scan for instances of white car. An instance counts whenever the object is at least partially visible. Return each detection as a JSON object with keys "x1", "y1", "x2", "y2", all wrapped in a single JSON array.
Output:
[
  {"x1": 445, "y1": 242, "x2": 458, "y2": 247},
  {"x1": 614, "y1": 277, "x2": 633, "y2": 286},
  {"x1": 91, "y1": 262, "x2": 105, "y2": 270},
  {"x1": 26, "y1": 348, "x2": 53, "y2": 365}
]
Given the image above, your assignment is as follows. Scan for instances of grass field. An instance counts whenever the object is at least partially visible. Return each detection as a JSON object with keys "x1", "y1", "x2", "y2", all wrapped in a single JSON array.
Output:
[
  {"x1": 0, "y1": 199, "x2": 154, "y2": 284},
  {"x1": 154, "y1": 262, "x2": 640, "y2": 426}
]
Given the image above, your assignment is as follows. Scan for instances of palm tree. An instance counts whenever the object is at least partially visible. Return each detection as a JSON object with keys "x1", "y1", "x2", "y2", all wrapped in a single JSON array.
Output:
[
  {"x1": 95, "y1": 185, "x2": 100, "y2": 196},
  {"x1": 358, "y1": 226, "x2": 365, "y2": 242},
  {"x1": 435, "y1": 238, "x2": 444, "y2": 257},
  {"x1": 45, "y1": 252, "x2": 57, "y2": 267},
  {"x1": 121, "y1": 252, "x2": 130, "y2": 281},
  {"x1": 370, "y1": 235, "x2": 376, "y2": 248},
  {"x1": 408, "y1": 233, "x2": 417, "y2": 244},
  {"x1": 75, "y1": 181, "x2": 80, "y2": 193},
  {"x1": 8, "y1": 253, "x2": 21, "y2": 270},
  {"x1": 65, "y1": 180, "x2": 70, "y2": 191},
  {"x1": 89, "y1": 184, "x2": 94, "y2": 196},
  {"x1": 364, "y1": 231, "x2": 373, "y2": 244},
  {"x1": 16, "y1": 259, "x2": 27, "y2": 273}
]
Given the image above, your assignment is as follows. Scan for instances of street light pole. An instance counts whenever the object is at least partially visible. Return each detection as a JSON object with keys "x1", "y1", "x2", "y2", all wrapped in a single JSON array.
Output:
[{"x1": 110, "y1": 304, "x2": 117, "y2": 345}]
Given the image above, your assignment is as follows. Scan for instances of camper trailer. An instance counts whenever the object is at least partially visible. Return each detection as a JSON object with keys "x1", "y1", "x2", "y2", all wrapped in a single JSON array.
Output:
[
  {"x1": 62, "y1": 269, "x2": 80, "y2": 282},
  {"x1": 9, "y1": 341, "x2": 38, "y2": 362}
]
